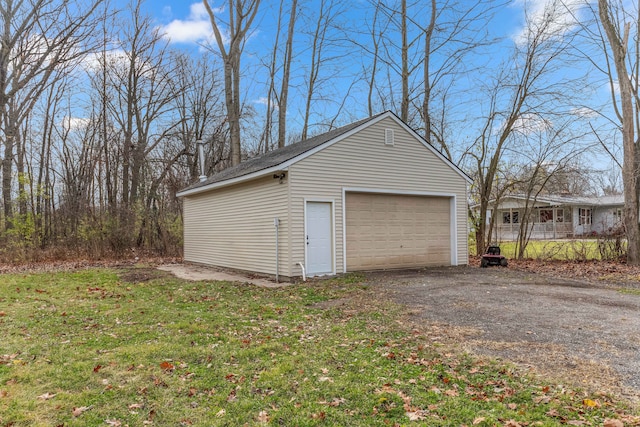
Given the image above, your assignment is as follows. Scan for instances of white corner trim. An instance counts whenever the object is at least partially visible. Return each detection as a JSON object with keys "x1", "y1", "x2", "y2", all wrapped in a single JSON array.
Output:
[{"x1": 450, "y1": 196, "x2": 458, "y2": 266}]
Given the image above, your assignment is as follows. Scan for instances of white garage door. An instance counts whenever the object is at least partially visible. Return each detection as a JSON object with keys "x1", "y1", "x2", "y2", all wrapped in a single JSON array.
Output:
[{"x1": 345, "y1": 193, "x2": 451, "y2": 270}]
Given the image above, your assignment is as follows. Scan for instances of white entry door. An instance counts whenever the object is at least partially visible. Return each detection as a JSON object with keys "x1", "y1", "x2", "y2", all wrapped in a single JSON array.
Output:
[{"x1": 306, "y1": 201, "x2": 333, "y2": 275}]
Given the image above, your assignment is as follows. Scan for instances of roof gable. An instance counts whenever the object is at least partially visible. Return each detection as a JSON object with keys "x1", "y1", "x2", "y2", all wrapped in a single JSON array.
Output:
[{"x1": 177, "y1": 111, "x2": 471, "y2": 197}]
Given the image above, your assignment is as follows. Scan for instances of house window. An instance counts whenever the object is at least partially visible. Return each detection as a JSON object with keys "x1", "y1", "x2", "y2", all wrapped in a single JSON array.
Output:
[
  {"x1": 614, "y1": 208, "x2": 623, "y2": 223},
  {"x1": 578, "y1": 208, "x2": 592, "y2": 226},
  {"x1": 503, "y1": 211, "x2": 519, "y2": 224},
  {"x1": 539, "y1": 209, "x2": 553, "y2": 223},
  {"x1": 555, "y1": 209, "x2": 564, "y2": 223}
]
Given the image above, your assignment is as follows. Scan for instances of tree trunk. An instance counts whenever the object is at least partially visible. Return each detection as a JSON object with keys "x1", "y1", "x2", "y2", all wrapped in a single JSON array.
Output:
[
  {"x1": 598, "y1": 0, "x2": 640, "y2": 264},
  {"x1": 278, "y1": 0, "x2": 297, "y2": 148},
  {"x1": 203, "y1": 0, "x2": 261, "y2": 166},
  {"x1": 400, "y1": 0, "x2": 409, "y2": 122},
  {"x1": 422, "y1": 0, "x2": 436, "y2": 142}
]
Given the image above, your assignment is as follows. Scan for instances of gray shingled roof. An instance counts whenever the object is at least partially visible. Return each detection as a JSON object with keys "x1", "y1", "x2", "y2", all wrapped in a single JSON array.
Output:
[
  {"x1": 501, "y1": 194, "x2": 624, "y2": 207},
  {"x1": 180, "y1": 112, "x2": 386, "y2": 194}
]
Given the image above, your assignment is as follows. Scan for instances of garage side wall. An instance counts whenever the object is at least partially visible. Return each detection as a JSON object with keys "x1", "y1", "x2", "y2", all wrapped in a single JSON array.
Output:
[
  {"x1": 183, "y1": 176, "x2": 291, "y2": 277},
  {"x1": 289, "y1": 116, "x2": 468, "y2": 273}
]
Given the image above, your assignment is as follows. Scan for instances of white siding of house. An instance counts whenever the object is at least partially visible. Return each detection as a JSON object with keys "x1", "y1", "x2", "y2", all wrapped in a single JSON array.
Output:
[
  {"x1": 288, "y1": 116, "x2": 468, "y2": 273},
  {"x1": 593, "y1": 206, "x2": 623, "y2": 234},
  {"x1": 183, "y1": 176, "x2": 291, "y2": 277}
]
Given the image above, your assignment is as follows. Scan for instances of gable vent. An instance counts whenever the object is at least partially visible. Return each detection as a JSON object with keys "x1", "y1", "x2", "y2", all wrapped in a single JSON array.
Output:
[{"x1": 385, "y1": 128, "x2": 394, "y2": 146}]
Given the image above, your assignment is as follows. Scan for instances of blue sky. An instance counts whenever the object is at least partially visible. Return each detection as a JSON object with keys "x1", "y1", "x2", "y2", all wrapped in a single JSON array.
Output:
[
  {"x1": 134, "y1": 1, "x2": 533, "y2": 125},
  {"x1": 102, "y1": 0, "x2": 616, "y2": 176}
]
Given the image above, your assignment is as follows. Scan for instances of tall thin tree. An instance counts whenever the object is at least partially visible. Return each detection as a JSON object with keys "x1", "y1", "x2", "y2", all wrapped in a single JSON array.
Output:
[{"x1": 203, "y1": 0, "x2": 261, "y2": 166}]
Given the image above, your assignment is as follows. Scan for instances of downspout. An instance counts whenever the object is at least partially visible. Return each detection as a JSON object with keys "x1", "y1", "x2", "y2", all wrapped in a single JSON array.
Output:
[
  {"x1": 297, "y1": 262, "x2": 306, "y2": 281},
  {"x1": 274, "y1": 217, "x2": 280, "y2": 283}
]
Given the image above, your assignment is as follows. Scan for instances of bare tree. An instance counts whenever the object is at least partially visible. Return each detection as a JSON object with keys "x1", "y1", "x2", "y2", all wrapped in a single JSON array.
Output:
[
  {"x1": 0, "y1": 0, "x2": 103, "y2": 230},
  {"x1": 277, "y1": 0, "x2": 297, "y2": 148},
  {"x1": 203, "y1": 0, "x2": 261, "y2": 166},
  {"x1": 597, "y1": 0, "x2": 640, "y2": 264},
  {"x1": 300, "y1": 0, "x2": 341, "y2": 140},
  {"x1": 508, "y1": 123, "x2": 590, "y2": 258},
  {"x1": 467, "y1": 0, "x2": 583, "y2": 255}
]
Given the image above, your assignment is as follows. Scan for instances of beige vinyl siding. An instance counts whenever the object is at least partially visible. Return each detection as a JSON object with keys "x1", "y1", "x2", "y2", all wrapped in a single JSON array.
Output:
[
  {"x1": 183, "y1": 176, "x2": 290, "y2": 277},
  {"x1": 289, "y1": 116, "x2": 468, "y2": 272}
]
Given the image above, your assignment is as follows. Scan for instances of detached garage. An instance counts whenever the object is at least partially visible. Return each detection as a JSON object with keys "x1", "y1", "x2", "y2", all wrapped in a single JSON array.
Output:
[{"x1": 177, "y1": 111, "x2": 471, "y2": 280}]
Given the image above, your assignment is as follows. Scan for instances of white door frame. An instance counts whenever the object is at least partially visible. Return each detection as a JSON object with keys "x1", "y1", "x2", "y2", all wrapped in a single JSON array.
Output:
[
  {"x1": 304, "y1": 198, "x2": 336, "y2": 276},
  {"x1": 341, "y1": 188, "x2": 459, "y2": 273}
]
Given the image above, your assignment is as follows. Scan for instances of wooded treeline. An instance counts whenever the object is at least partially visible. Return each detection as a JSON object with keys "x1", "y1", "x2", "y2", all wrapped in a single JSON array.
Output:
[{"x1": 0, "y1": 0, "x2": 636, "y2": 263}]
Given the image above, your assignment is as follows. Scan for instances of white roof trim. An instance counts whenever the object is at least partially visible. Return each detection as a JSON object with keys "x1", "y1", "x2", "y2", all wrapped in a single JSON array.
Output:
[
  {"x1": 177, "y1": 111, "x2": 471, "y2": 197},
  {"x1": 176, "y1": 165, "x2": 289, "y2": 197}
]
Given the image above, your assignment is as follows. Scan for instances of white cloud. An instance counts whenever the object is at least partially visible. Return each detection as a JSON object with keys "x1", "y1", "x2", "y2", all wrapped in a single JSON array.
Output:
[
  {"x1": 62, "y1": 116, "x2": 90, "y2": 131},
  {"x1": 513, "y1": 113, "x2": 552, "y2": 134},
  {"x1": 253, "y1": 97, "x2": 278, "y2": 109},
  {"x1": 159, "y1": 2, "x2": 221, "y2": 44},
  {"x1": 81, "y1": 49, "x2": 128, "y2": 73},
  {"x1": 511, "y1": 0, "x2": 583, "y2": 45},
  {"x1": 570, "y1": 107, "x2": 598, "y2": 118}
]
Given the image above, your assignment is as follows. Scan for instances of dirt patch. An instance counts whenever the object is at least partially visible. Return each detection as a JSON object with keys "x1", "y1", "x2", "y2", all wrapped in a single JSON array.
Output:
[
  {"x1": 118, "y1": 267, "x2": 170, "y2": 283},
  {"x1": 157, "y1": 263, "x2": 286, "y2": 288},
  {"x1": 360, "y1": 266, "x2": 640, "y2": 404}
]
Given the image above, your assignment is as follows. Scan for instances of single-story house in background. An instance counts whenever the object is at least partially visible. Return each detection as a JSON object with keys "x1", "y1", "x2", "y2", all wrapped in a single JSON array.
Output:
[
  {"x1": 487, "y1": 194, "x2": 624, "y2": 241},
  {"x1": 177, "y1": 111, "x2": 471, "y2": 280}
]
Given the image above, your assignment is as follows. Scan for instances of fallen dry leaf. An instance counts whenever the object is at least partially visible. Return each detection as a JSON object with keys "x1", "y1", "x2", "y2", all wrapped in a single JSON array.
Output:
[
  {"x1": 128, "y1": 403, "x2": 144, "y2": 410},
  {"x1": 215, "y1": 409, "x2": 226, "y2": 417},
  {"x1": 37, "y1": 392, "x2": 56, "y2": 400},
  {"x1": 104, "y1": 419, "x2": 122, "y2": 426},
  {"x1": 444, "y1": 389, "x2": 458, "y2": 397},
  {"x1": 257, "y1": 410, "x2": 270, "y2": 423},
  {"x1": 311, "y1": 412, "x2": 326, "y2": 420},
  {"x1": 583, "y1": 398, "x2": 600, "y2": 407},
  {"x1": 72, "y1": 405, "x2": 92, "y2": 417},
  {"x1": 406, "y1": 410, "x2": 428, "y2": 421},
  {"x1": 603, "y1": 420, "x2": 624, "y2": 427},
  {"x1": 160, "y1": 361, "x2": 174, "y2": 371},
  {"x1": 473, "y1": 417, "x2": 486, "y2": 425}
]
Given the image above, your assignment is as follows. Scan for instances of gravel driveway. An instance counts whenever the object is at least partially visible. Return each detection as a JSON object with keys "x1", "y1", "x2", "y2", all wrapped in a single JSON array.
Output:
[{"x1": 365, "y1": 266, "x2": 640, "y2": 401}]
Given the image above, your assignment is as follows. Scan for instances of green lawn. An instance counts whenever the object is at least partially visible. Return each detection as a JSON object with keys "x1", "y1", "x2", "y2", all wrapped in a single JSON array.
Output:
[
  {"x1": 498, "y1": 240, "x2": 601, "y2": 260},
  {"x1": 474, "y1": 239, "x2": 626, "y2": 261},
  {"x1": 0, "y1": 267, "x2": 636, "y2": 426}
]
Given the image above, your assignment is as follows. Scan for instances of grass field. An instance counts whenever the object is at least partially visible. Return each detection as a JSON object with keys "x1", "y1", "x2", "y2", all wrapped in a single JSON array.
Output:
[
  {"x1": 498, "y1": 240, "x2": 601, "y2": 260},
  {"x1": 0, "y1": 267, "x2": 637, "y2": 426},
  {"x1": 473, "y1": 239, "x2": 627, "y2": 261}
]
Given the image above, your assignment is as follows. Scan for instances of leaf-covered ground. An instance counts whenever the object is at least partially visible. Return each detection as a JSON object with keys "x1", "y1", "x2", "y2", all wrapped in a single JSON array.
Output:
[
  {"x1": 0, "y1": 266, "x2": 639, "y2": 426},
  {"x1": 506, "y1": 258, "x2": 640, "y2": 288}
]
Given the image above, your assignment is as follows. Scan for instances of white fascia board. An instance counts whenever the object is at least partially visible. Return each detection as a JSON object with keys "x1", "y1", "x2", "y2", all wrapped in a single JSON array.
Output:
[{"x1": 176, "y1": 165, "x2": 289, "y2": 197}]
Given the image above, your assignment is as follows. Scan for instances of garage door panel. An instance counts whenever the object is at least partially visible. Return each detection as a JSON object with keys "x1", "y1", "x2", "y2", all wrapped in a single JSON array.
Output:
[{"x1": 346, "y1": 193, "x2": 451, "y2": 270}]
